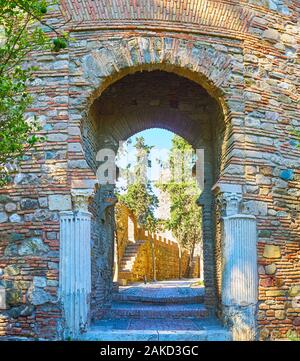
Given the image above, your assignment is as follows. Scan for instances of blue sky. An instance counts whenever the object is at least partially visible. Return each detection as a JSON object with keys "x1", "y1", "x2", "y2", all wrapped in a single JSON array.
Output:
[
  {"x1": 116, "y1": 128, "x2": 175, "y2": 194},
  {"x1": 116, "y1": 128, "x2": 176, "y2": 216},
  {"x1": 128, "y1": 128, "x2": 174, "y2": 150}
]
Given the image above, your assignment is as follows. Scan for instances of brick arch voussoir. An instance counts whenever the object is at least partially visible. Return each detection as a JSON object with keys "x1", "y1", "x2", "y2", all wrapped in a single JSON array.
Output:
[
  {"x1": 74, "y1": 35, "x2": 240, "y2": 188},
  {"x1": 83, "y1": 36, "x2": 234, "y2": 118}
]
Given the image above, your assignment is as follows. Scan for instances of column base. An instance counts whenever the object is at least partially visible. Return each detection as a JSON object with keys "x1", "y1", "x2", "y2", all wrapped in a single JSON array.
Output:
[{"x1": 223, "y1": 304, "x2": 257, "y2": 341}]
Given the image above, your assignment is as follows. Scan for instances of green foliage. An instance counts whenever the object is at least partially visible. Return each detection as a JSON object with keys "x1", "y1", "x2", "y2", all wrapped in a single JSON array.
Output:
[
  {"x1": 0, "y1": 0, "x2": 68, "y2": 186},
  {"x1": 117, "y1": 136, "x2": 158, "y2": 232},
  {"x1": 118, "y1": 182, "x2": 158, "y2": 231},
  {"x1": 286, "y1": 330, "x2": 300, "y2": 341},
  {"x1": 293, "y1": 129, "x2": 300, "y2": 147},
  {"x1": 53, "y1": 37, "x2": 67, "y2": 52},
  {"x1": 157, "y1": 135, "x2": 202, "y2": 252}
]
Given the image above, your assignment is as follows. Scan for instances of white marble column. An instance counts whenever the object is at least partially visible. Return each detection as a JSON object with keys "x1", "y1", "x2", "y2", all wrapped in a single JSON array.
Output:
[
  {"x1": 0, "y1": 286, "x2": 6, "y2": 310},
  {"x1": 59, "y1": 189, "x2": 93, "y2": 339},
  {"x1": 215, "y1": 184, "x2": 258, "y2": 341}
]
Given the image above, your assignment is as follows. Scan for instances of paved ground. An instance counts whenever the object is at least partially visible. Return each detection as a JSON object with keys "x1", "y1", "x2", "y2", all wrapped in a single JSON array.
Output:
[
  {"x1": 116, "y1": 278, "x2": 205, "y2": 302},
  {"x1": 81, "y1": 279, "x2": 231, "y2": 341},
  {"x1": 82, "y1": 317, "x2": 231, "y2": 341},
  {"x1": 93, "y1": 317, "x2": 223, "y2": 331}
]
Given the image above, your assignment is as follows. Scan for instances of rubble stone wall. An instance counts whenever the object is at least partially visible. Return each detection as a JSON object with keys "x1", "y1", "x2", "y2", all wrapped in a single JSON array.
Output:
[{"x1": 0, "y1": 0, "x2": 299, "y2": 340}]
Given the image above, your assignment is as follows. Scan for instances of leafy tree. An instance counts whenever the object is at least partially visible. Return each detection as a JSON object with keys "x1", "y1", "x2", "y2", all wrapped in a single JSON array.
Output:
[
  {"x1": 118, "y1": 136, "x2": 158, "y2": 232},
  {"x1": 0, "y1": 0, "x2": 68, "y2": 185},
  {"x1": 117, "y1": 136, "x2": 158, "y2": 281},
  {"x1": 157, "y1": 135, "x2": 202, "y2": 278}
]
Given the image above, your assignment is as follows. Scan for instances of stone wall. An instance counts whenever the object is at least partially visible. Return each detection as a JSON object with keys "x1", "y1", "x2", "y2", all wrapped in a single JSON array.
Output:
[
  {"x1": 88, "y1": 70, "x2": 224, "y2": 310},
  {"x1": 116, "y1": 203, "x2": 200, "y2": 283},
  {"x1": 0, "y1": 0, "x2": 299, "y2": 340}
]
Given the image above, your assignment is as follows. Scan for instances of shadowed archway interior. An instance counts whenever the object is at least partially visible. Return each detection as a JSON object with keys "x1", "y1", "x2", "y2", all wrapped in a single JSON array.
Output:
[{"x1": 83, "y1": 70, "x2": 226, "y2": 321}]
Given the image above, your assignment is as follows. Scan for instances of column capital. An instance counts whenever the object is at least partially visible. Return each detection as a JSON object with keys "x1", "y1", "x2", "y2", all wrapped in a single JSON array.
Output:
[
  {"x1": 0, "y1": 286, "x2": 7, "y2": 310},
  {"x1": 71, "y1": 188, "x2": 95, "y2": 212},
  {"x1": 219, "y1": 192, "x2": 243, "y2": 216},
  {"x1": 212, "y1": 182, "x2": 243, "y2": 216},
  {"x1": 212, "y1": 182, "x2": 242, "y2": 195}
]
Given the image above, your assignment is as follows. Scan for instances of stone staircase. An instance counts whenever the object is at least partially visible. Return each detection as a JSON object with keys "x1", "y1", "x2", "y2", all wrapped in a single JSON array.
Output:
[
  {"x1": 81, "y1": 280, "x2": 231, "y2": 341},
  {"x1": 104, "y1": 302, "x2": 208, "y2": 319},
  {"x1": 118, "y1": 240, "x2": 145, "y2": 281}
]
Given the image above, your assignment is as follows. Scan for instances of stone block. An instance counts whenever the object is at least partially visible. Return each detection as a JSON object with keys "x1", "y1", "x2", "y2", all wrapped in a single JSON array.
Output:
[
  {"x1": 8, "y1": 304, "x2": 35, "y2": 319},
  {"x1": 68, "y1": 126, "x2": 81, "y2": 136},
  {"x1": 262, "y1": 29, "x2": 280, "y2": 43},
  {"x1": 275, "y1": 310, "x2": 285, "y2": 320},
  {"x1": 0, "y1": 195, "x2": 12, "y2": 203},
  {"x1": 68, "y1": 142, "x2": 83, "y2": 152},
  {"x1": 0, "y1": 211, "x2": 8, "y2": 223},
  {"x1": 48, "y1": 262, "x2": 59, "y2": 270},
  {"x1": 260, "y1": 166, "x2": 273, "y2": 176},
  {"x1": 289, "y1": 285, "x2": 300, "y2": 297},
  {"x1": 292, "y1": 296, "x2": 300, "y2": 309},
  {"x1": 259, "y1": 230, "x2": 271, "y2": 238},
  {"x1": 48, "y1": 194, "x2": 72, "y2": 211},
  {"x1": 9, "y1": 214, "x2": 22, "y2": 223},
  {"x1": 27, "y1": 285, "x2": 54, "y2": 306},
  {"x1": 18, "y1": 238, "x2": 49, "y2": 256},
  {"x1": 68, "y1": 159, "x2": 89, "y2": 169},
  {"x1": 256, "y1": 174, "x2": 271, "y2": 185},
  {"x1": 46, "y1": 232, "x2": 57, "y2": 240},
  {"x1": 5, "y1": 265, "x2": 20, "y2": 276},
  {"x1": 5, "y1": 203, "x2": 17, "y2": 212},
  {"x1": 265, "y1": 290, "x2": 285, "y2": 297},
  {"x1": 245, "y1": 166, "x2": 257, "y2": 175},
  {"x1": 263, "y1": 245, "x2": 281, "y2": 259},
  {"x1": 6, "y1": 288, "x2": 21, "y2": 306},
  {"x1": 47, "y1": 133, "x2": 68, "y2": 142},
  {"x1": 245, "y1": 91, "x2": 262, "y2": 102},
  {"x1": 38, "y1": 197, "x2": 48, "y2": 208},
  {"x1": 4, "y1": 243, "x2": 18, "y2": 257},
  {"x1": 259, "y1": 327, "x2": 270, "y2": 341},
  {"x1": 265, "y1": 264, "x2": 276, "y2": 275},
  {"x1": 33, "y1": 276, "x2": 47, "y2": 288},
  {"x1": 244, "y1": 201, "x2": 268, "y2": 216},
  {"x1": 261, "y1": 278, "x2": 273, "y2": 288},
  {"x1": 33, "y1": 209, "x2": 52, "y2": 222},
  {"x1": 20, "y1": 199, "x2": 39, "y2": 210},
  {"x1": 293, "y1": 317, "x2": 300, "y2": 326}
]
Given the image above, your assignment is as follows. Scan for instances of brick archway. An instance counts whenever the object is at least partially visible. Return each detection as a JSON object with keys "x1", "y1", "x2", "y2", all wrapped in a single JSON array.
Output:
[
  {"x1": 0, "y1": 0, "x2": 299, "y2": 343},
  {"x1": 58, "y1": 34, "x2": 258, "y2": 340},
  {"x1": 87, "y1": 70, "x2": 225, "y2": 320},
  {"x1": 68, "y1": 35, "x2": 246, "y2": 190}
]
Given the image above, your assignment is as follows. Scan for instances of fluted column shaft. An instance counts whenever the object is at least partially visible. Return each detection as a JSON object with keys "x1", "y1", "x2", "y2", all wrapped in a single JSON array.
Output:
[
  {"x1": 222, "y1": 214, "x2": 257, "y2": 305},
  {"x1": 59, "y1": 189, "x2": 94, "y2": 339},
  {"x1": 222, "y1": 214, "x2": 258, "y2": 341},
  {"x1": 60, "y1": 211, "x2": 91, "y2": 338},
  {"x1": 214, "y1": 184, "x2": 258, "y2": 341}
]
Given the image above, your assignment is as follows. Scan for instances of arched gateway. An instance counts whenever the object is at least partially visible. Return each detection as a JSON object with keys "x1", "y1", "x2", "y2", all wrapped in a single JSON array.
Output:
[{"x1": 0, "y1": 1, "x2": 299, "y2": 341}]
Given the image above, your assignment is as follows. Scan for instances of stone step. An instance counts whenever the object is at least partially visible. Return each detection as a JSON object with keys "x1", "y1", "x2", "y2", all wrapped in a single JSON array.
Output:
[
  {"x1": 118, "y1": 272, "x2": 132, "y2": 281},
  {"x1": 121, "y1": 253, "x2": 138, "y2": 257},
  {"x1": 103, "y1": 302, "x2": 208, "y2": 319},
  {"x1": 120, "y1": 260, "x2": 135, "y2": 265},
  {"x1": 112, "y1": 293, "x2": 204, "y2": 304},
  {"x1": 121, "y1": 258, "x2": 135, "y2": 263},
  {"x1": 119, "y1": 265, "x2": 132, "y2": 273},
  {"x1": 80, "y1": 329, "x2": 231, "y2": 341},
  {"x1": 125, "y1": 244, "x2": 143, "y2": 249},
  {"x1": 80, "y1": 318, "x2": 231, "y2": 341}
]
